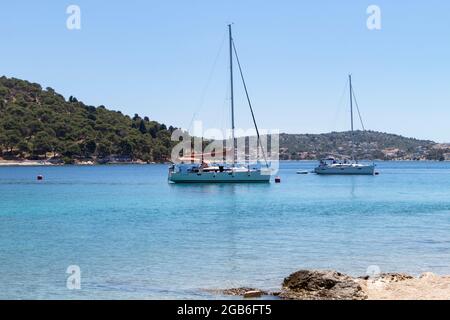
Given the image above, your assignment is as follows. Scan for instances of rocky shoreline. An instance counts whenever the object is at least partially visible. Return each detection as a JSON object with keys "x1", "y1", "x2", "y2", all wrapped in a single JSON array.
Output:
[
  {"x1": 220, "y1": 270, "x2": 450, "y2": 300},
  {"x1": 0, "y1": 160, "x2": 54, "y2": 166},
  {"x1": 0, "y1": 159, "x2": 158, "y2": 166}
]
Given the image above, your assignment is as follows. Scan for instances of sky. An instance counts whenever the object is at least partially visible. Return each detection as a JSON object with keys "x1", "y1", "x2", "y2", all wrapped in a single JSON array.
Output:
[{"x1": 1, "y1": 0, "x2": 449, "y2": 142}]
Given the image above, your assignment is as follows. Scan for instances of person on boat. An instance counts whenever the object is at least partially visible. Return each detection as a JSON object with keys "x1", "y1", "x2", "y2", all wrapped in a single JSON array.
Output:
[{"x1": 200, "y1": 161, "x2": 208, "y2": 169}]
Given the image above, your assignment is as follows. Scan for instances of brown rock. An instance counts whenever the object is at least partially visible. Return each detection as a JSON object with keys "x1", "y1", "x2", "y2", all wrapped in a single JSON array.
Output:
[
  {"x1": 222, "y1": 287, "x2": 268, "y2": 296},
  {"x1": 280, "y1": 270, "x2": 367, "y2": 300},
  {"x1": 377, "y1": 273, "x2": 414, "y2": 282},
  {"x1": 243, "y1": 290, "x2": 264, "y2": 298}
]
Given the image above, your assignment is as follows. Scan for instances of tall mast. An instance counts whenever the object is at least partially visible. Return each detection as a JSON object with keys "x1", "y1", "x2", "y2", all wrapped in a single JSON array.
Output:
[
  {"x1": 349, "y1": 74, "x2": 355, "y2": 161},
  {"x1": 229, "y1": 24, "x2": 236, "y2": 167},
  {"x1": 349, "y1": 74, "x2": 354, "y2": 133}
]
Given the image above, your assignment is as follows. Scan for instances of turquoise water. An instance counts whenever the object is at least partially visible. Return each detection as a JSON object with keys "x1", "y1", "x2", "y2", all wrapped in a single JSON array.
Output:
[{"x1": 1, "y1": 161, "x2": 450, "y2": 299}]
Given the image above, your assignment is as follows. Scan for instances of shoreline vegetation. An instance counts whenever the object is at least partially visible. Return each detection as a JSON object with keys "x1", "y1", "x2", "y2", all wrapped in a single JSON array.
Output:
[
  {"x1": 0, "y1": 77, "x2": 177, "y2": 165},
  {"x1": 1, "y1": 76, "x2": 450, "y2": 165},
  {"x1": 219, "y1": 269, "x2": 450, "y2": 300}
]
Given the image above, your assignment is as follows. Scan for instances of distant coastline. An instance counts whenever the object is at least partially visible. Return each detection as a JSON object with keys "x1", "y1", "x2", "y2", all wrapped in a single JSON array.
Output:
[
  {"x1": 2, "y1": 77, "x2": 450, "y2": 165},
  {"x1": 1, "y1": 158, "x2": 448, "y2": 167}
]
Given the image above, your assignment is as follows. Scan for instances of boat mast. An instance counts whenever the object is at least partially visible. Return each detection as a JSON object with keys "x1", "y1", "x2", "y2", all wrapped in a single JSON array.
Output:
[
  {"x1": 349, "y1": 74, "x2": 355, "y2": 162},
  {"x1": 228, "y1": 24, "x2": 236, "y2": 167}
]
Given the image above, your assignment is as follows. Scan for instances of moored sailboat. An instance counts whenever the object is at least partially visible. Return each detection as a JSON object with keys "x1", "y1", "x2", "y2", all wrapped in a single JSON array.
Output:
[
  {"x1": 168, "y1": 25, "x2": 271, "y2": 183},
  {"x1": 314, "y1": 75, "x2": 375, "y2": 175}
]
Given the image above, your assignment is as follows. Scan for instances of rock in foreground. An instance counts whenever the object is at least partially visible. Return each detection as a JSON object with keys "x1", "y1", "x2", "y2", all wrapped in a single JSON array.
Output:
[{"x1": 280, "y1": 270, "x2": 367, "y2": 300}]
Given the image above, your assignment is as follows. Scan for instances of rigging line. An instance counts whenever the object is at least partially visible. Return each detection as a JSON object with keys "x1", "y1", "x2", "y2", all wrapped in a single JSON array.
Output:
[
  {"x1": 232, "y1": 39, "x2": 269, "y2": 168},
  {"x1": 330, "y1": 79, "x2": 349, "y2": 132},
  {"x1": 188, "y1": 30, "x2": 227, "y2": 133},
  {"x1": 351, "y1": 86, "x2": 366, "y2": 131}
]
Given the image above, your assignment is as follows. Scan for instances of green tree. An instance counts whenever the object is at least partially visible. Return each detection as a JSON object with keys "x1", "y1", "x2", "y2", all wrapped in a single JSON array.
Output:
[
  {"x1": 31, "y1": 132, "x2": 54, "y2": 156},
  {"x1": 82, "y1": 140, "x2": 97, "y2": 157},
  {"x1": 0, "y1": 85, "x2": 8, "y2": 96},
  {"x1": 96, "y1": 141, "x2": 112, "y2": 158},
  {"x1": 5, "y1": 129, "x2": 21, "y2": 152},
  {"x1": 149, "y1": 126, "x2": 158, "y2": 139},
  {"x1": 17, "y1": 141, "x2": 30, "y2": 156},
  {"x1": 63, "y1": 143, "x2": 82, "y2": 158},
  {"x1": 118, "y1": 138, "x2": 135, "y2": 158},
  {"x1": 138, "y1": 119, "x2": 147, "y2": 134}
]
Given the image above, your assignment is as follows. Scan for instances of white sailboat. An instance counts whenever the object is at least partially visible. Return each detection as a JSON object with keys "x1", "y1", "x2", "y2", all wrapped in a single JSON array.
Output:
[
  {"x1": 168, "y1": 25, "x2": 271, "y2": 183},
  {"x1": 314, "y1": 75, "x2": 375, "y2": 175}
]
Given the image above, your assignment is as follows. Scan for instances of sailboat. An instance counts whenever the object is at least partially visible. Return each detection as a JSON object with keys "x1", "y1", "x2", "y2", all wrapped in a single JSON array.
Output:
[
  {"x1": 314, "y1": 75, "x2": 375, "y2": 175},
  {"x1": 168, "y1": 25, "x2": 271, "y2": 183}
]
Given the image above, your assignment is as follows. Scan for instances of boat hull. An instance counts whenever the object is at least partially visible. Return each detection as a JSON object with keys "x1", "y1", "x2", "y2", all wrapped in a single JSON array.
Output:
[
  {"x1": 314, "y1": 165, "x2": 375, "y2": 175},
  {"x1": 168, "y1": 170, "x2": 271, "y2": 183}
]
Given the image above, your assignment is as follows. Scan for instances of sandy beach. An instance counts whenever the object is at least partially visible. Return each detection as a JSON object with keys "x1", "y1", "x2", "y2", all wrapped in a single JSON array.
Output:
[
  {"x1": 0, "y1": 160, "x2": 53, "y2": 166},
  {"x1": 358, "y1": 272, "x2": 450, "y2": 300}
]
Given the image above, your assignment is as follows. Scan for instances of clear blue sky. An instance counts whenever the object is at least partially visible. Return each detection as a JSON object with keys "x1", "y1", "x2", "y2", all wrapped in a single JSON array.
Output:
[{"x1": 1, "y1": 1, "x2": 449, "y2": 142}]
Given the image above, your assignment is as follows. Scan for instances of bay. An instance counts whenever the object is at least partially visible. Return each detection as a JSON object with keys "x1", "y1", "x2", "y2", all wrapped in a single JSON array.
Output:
[{"x1": 0, "y1": 161, "x2": 449, "y2": 299}]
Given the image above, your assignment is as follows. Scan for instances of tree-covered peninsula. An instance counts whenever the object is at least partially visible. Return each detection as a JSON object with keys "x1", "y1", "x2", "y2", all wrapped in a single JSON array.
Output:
[{"x1": 0, "y1": 76, "x2": 176, "y2": 164}]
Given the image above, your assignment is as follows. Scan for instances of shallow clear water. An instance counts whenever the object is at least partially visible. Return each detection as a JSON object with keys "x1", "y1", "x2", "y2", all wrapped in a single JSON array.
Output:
[{"x1": 1, "y1": 161, "x2": 450, "y2": 299}]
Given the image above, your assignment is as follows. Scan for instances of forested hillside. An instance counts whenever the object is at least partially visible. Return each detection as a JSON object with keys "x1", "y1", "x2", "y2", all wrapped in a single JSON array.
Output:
[
  {"x1": 0, "y1": 77, "x2": 176, "y2": 163},
  {"x1": 278, "y1": 131, "x2": 443, "y2": 160}
]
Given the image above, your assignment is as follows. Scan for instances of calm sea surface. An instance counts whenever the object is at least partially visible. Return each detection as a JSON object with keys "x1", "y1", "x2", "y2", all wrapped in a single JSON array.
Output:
[{"x1": 1, "y1": 161, "x2": 450, "y2": 299}]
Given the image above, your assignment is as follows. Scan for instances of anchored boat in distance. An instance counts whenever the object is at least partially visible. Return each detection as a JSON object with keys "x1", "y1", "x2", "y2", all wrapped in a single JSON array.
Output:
[
  {"x1": 168, "y1": 25, "x2": 271, "y2": 183},
  {"x1": 315, "y1": 157, "x2": 375, "y2": 175},
  {"x1": 314, "y1": 75, "x2": 375, "y2": 175}
]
